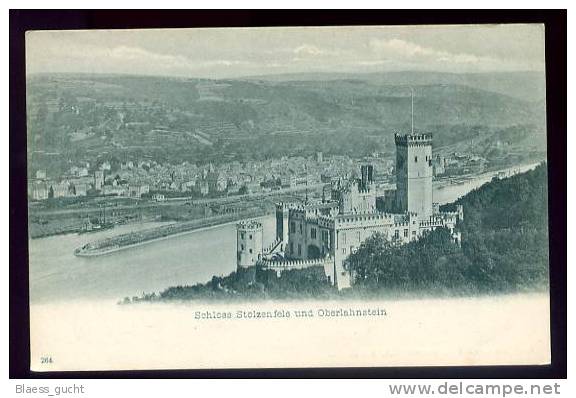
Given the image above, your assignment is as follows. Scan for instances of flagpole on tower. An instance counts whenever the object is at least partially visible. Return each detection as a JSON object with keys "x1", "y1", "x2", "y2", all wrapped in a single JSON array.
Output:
[
  {"x1": 411, "y1": 86, "x2": 414, "y2": 135},
  {"x1": 305, "y1": 163, "x2": 308, "y2": 205}
]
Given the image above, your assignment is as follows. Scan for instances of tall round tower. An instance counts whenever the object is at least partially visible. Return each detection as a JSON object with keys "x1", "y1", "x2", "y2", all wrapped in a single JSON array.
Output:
[{"x1": 236, "y1": 220, "x2": 264, "y2": 269}]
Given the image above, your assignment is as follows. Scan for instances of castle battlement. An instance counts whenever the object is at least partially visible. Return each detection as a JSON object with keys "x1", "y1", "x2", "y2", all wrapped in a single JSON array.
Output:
[
  {"x1": 357, "y1": 188, "x2": 372, "y2": 194},
  {"x1": 317, "y1": 216, "x2": 334, "y2": 228},
  {"x1": 237, "y1": 220, "x2": 263, "y2": 231},
  {"x1": 419, "y1": 219, "x2": 446, "y2": 228},
  {"x1": 260, "y1": 256, "x2": 333, "y2": 269},
  {"x1": 288, "y1": 203, "x2": 335, "y2": 222},
  {"x1": 304, "y1": 216, "x2": 320, "y2": 224},
  {"x1": 289, "y1": 207, "x2": 309, "y2": 218},
  {"x1": 334, "y1": 212, "x2": 398, "y2": 229},
  {"x1": 394, "y1": 133, "x2": 433, "y2": 146}
]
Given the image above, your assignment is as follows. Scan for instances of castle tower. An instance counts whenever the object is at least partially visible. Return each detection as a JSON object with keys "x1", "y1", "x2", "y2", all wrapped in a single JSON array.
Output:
[
  {"x1": 359, "y1": 164, "x2": 374, "y2": 190},
  {"x1": 236, "y1": 220, "x2": 263, "y2": 269},
  {"x1": 275, "y1": 203, "x2": 290, "y2": 250},
  {"x1": 395, "y1": 133, "x2": 433, "y2": 219}
]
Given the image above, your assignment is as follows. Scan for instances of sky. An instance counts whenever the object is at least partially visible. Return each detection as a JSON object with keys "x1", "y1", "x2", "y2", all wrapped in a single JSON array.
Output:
[{"x1": 25, "y1": 24, "x2": 546, "y2": 79}]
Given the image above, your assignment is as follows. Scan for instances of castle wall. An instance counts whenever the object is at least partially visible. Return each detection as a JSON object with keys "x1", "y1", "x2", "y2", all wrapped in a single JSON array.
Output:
[
  {"x1": 376, "y1": 188, "x2": 397, "y2": 212},
  {"x1": 270, "y1": 207, "x2": 463, "y2": 290},
  {"x1": 285, "y1": 205, "x2": 337, "y2": 260},
  {"x1": 329, "y1": 212, "x2": 422, "y2": 289},
  {"x1": 287, "y1": 210, "x2": 308, "y2": 259},
  {"x1": 339, "y1": 184, "x2": 377, "y2": 214},
  {"x1": 260, "y1": 256, "x2": 334, "y2": 278},
  {"x1": 317, "y1": 225, "x2": 334, "y2": 257},
  {"x1": 305, "y1": 221, "x2": 323, "y2": 258}
]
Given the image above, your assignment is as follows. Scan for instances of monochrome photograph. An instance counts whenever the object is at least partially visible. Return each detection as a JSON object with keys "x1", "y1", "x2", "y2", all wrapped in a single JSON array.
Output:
[{"x1": 24, "y1": 23, "x2": 551, "y2": 371}]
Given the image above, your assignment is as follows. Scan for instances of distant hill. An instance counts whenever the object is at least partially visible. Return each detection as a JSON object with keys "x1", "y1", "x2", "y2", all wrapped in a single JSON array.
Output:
[
  {"x1": 26, "y1": 72, "x2": 547, "y2": 170},
  {"x1": 244, "y1": 70, "x2": 546, "y2": 102}
]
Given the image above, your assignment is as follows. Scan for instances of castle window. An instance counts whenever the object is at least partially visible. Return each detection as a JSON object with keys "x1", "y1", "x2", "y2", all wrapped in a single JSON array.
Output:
[
  {"x1": 299, "y1": 223, "x2": 303, "y2": 234},
  {"x1": 249, "y1": 234, "x2": 252, "y2": 240},
  {"x1": 290, "y1": 242, "x2": 293, "y2": 253},
  {"x1": 404, "y1": 229, "x2": 408, "y2": 238},
  {"x1": 249, "y1": 249, "x2": 253, "y2": 254},
  {"x1": 394, "y1": 230, "x2": 399, "y2": 239},
  {"x1": 415, "y1": 156, "x2": 418, "y2": 162},
  {"x1": 357, "y1": 231, "x2": 361, "y2": 242},
  {"x1": 241, "y1": 232, "x2": 245, "y2": 239},
  {"x1": 342, "y1": 232, "x2": 347, "y2": 244},
  {"x1": 311, "y1": 228, "x2": 317, "y2": 239},
  {"x1": 342, "y1": 248, "x2": 346, "y2": 254},
  {"x1": 290, "y1": 221, "x2": 296, "y2": 233},
  {"x1": 241, "y1": 244, "x2": 244, "y2": 250},
  {"x1": 298, "y1": 244, "x2": 302, "y2": 256}
]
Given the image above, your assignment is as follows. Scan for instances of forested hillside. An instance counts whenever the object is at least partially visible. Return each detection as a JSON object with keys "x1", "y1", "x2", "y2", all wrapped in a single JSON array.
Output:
[
  {"x1": 27, "y1": 72, "x2": 546, "y2": 174},
  {"x1": 348, "y1": 163, "x2": 549, "y2": 294}
]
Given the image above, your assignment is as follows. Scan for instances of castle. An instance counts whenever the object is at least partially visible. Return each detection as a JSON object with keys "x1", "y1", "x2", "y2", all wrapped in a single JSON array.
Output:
[{"x1": 236, "y1": 133, "x2": 463, "y2": 290}]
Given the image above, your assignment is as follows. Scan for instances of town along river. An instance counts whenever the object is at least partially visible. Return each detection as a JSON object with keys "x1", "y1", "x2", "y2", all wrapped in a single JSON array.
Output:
[{"x1": 29, "y1": 163, "x2": 540, "y2": 304}]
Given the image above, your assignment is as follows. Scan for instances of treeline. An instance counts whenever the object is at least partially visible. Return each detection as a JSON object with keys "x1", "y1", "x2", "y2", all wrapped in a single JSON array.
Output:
[
  {"x1": 348, "y1": 163, "x2": 549, "y2": 294},
  {"x1": 120, "y1": 266, "x2": 336, "y2": 304}
]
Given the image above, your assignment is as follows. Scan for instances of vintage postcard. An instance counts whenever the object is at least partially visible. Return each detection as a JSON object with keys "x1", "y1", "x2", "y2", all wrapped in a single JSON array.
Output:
[{"x1": 26, "y1": 24, "x2": 550, "y2": 371}]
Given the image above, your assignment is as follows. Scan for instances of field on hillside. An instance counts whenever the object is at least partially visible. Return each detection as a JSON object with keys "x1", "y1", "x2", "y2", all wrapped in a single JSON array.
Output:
[{"x1": 26, "y1": 72, "x2": 547, "y2": 174}]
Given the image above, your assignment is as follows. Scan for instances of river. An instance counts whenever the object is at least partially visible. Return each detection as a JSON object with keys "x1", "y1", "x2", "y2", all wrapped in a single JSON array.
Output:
[{"x1": 29, "y1": 162, "x2": 540, "y2": 304}]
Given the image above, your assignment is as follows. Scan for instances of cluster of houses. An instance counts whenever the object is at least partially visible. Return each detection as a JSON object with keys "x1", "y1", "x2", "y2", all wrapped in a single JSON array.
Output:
[
  {"x1": 27, "y1": 152, "x2": 400, "y2": 202},
  {"x1": 27, "y1": 168, "x2": 151, "y2": 201},
  {"x1": 433, "y1": 152, "x2": 488, "y2": 177}
]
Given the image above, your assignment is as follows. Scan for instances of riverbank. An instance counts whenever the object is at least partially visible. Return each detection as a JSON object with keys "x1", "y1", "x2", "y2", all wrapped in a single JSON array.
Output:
[
  {"x1": 435, "y1": 161, "x2": 541, "y2": 188},
  {"x1": 74, "y1": 209, "x2": 269, "y2": 257}
]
